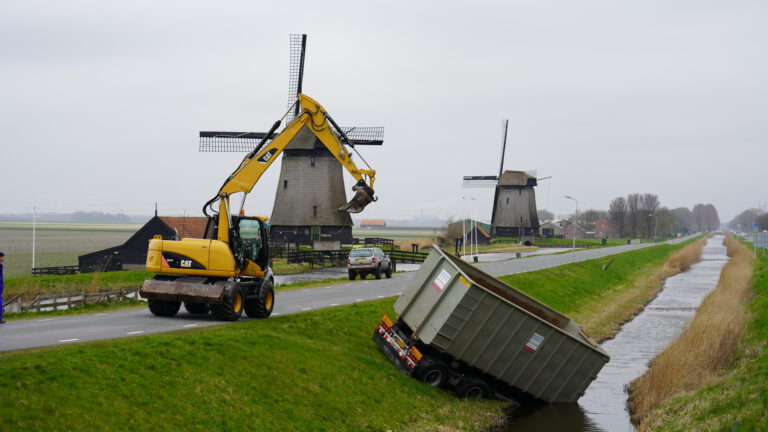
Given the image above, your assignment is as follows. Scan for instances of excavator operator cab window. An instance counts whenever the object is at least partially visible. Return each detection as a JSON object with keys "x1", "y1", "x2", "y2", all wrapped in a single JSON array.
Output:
[{"x1": 238, "y1": 218, "x2": 263, "y2": 264}]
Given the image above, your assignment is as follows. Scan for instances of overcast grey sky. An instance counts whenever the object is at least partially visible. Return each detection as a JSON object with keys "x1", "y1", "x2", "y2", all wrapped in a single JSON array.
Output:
[{"x1": 1, "y1": 0, "x2": 765, "y2": 223}]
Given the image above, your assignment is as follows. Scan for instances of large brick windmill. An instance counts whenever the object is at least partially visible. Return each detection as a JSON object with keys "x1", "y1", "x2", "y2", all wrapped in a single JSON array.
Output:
[
  {"x1": 199, "y1": 34, "x2": 384, "y2": 248},
  {"x1": 463, "y1": 120, "x2": 540, "y2": 245}
]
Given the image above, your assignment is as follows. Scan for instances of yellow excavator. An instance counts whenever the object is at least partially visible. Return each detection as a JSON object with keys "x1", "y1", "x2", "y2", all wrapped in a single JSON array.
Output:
[{"x1": 139, "y1": 94, "x2": 377, "y2": 321}]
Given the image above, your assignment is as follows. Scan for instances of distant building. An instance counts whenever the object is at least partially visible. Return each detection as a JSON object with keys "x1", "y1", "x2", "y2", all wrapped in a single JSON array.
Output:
[
  {"x1": 595, "y1": 220, "x2": 619, "y2": 238},
  {"x1": 360, "y1": 219, "x2": 387, "y2": 228},
  {"x1": 465, "y1": 225, "x2": 492, "y2": 245},
  {"x1": 539, "y1": 220, "x2": 565, "y2": 238},
  {"x1": 561, "y1": 220, "x2": 587, "y2": 239},
  {"x1": 78, "y1": 216, "x2": 208, "y2": 271}
]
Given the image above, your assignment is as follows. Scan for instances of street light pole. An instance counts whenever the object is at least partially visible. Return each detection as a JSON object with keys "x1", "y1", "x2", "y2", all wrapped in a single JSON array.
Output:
[
  {"x1": 565, "y1": 195, "x2": 578, "y2": 263},
  {"x1": 649, "y1": 213, "x2": 658, "y2": 242}
]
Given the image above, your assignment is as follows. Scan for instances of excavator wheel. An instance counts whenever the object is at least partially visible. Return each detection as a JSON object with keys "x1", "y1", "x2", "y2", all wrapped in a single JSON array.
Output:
[
  {"x1": 184, "y1": 302, "x2": 210, "y2": 315},
  {"x1": 245, "y1": 279, "x2": 275, "y2": 318},
  {"x1": 211, "y1": 282, "x2": 245, "y2": 321},
  {"x1": 148, "y1": 299, "x2": 181, "y2": 317}
]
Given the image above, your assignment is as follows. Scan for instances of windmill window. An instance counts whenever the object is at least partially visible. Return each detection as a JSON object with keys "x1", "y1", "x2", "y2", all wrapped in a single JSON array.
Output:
[
  {"x1": 283, "y1": 180, "x2": 288, "y2": 189},
  {"x1": 310, "y1": 156, "x2": 316, "y2": 167},
  {"x1": 313, "y1": 206, "x2": 318, "y2": 217}
]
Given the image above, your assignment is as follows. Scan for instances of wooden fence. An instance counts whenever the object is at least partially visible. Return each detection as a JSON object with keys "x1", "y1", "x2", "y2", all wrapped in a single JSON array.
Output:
[
  {"x1": 2, "y1": 288, "x2": 141, "y2": 314},
  {"x1": 31, "y1": 265, "x2": 81, "y2": 276}
]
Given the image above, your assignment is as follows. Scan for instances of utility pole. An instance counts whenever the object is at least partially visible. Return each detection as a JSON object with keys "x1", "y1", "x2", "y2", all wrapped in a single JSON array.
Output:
[
  {"x1": 32, "y1": 206, "x2": 37, "y2": 271},
  {"x1": 565, "y1": 195, "x2": 578, "y2": 263}
]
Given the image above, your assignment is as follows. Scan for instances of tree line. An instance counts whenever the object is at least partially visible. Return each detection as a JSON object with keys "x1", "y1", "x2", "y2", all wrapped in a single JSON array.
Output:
[
  {"x1": 540, "y1": 194, "x2": 720, "y2": 239},
  {"x1": 729, "y1": 207, "x2": 768, "y2": 231}
]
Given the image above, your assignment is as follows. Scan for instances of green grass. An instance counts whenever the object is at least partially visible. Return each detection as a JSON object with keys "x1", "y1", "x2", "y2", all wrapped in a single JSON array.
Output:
[
  {"x1": 4, "y1": 270, "x2": 152, "y2": 298},
  {"x1": 640, "y1": 247, "x2": 768, "y2": 431},
  {"x1": 0, "y1": 299, "x2": 502, "y2": 432}
]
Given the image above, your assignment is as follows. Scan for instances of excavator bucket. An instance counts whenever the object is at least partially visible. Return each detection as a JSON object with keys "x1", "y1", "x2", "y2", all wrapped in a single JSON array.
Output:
[{"x1": 339, "y1": 183, "x2": 376, "y2": 213}]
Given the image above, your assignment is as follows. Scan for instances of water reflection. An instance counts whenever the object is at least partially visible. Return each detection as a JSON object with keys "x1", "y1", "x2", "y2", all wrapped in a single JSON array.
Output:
[{"x1": 501, "y1": 236, "x2": 728, "y2": 431}]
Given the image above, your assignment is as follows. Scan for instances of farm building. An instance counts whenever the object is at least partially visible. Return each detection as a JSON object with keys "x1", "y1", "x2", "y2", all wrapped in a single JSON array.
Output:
[
  {"x1": 465, "y1": 225, "x2": 491, "y2": 245},
  {"x1": 539, "y1": 220, "x2": 565, "y2": 238},
  {"x1": 78, "y1": 216, "x2": 208, "y2": 271},
  {"x1": 595, "y1": 219, "x2": 620, "y2": 238},
  {"x1": 560, "y1": 220, "x2": 588, "y2": 239},
  {"x1": 360, "y1": 219, "x2": 387, "y2": 228}
]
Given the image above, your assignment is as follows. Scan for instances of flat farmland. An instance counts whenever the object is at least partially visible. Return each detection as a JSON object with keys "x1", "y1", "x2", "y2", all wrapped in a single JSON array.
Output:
[
  {"x1": 0, "y1": 224, "x2": 137, "y2": 278},
  {"x1": 352, "y1": 226, "x2": 439, "y2": 239}
]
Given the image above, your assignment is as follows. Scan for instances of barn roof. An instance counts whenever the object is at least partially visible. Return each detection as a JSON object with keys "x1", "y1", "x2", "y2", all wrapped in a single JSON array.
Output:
[
  {"x1": 159, "y1": 217, "x2": 208, "y2": 238},
  {"x1": 360, "y1": 219, "x2": 386, "y2": 226}
]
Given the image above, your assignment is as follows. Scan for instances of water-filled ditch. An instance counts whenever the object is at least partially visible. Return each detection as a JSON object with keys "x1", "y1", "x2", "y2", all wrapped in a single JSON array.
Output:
[{"x1": 500, "y1": 235, "x2": 728, "y2": 431}]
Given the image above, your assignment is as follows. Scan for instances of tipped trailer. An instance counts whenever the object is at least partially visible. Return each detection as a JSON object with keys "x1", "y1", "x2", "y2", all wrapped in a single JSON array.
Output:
[{"x1": 373, "y1": 246, "x2": 609, "y2": 403}]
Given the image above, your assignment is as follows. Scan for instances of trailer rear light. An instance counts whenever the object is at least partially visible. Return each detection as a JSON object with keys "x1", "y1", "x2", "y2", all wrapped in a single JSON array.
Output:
[
  {"x1": 410, "y1": 346, "x2": 423, "y2": 361},
  {"x1": 381, "y1": 315, "x2": 394, "y2": 329}
]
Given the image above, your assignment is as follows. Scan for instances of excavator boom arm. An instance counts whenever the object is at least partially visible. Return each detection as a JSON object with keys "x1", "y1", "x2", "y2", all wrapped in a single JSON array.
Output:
[{"x1": 212, "y1": 94, "x2": 377, "y2": 243}]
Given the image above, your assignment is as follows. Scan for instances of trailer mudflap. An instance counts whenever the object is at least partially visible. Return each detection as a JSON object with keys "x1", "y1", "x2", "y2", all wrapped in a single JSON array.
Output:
[{"x1": 140, "y1": 279, "x2": 224, "y2": 304}]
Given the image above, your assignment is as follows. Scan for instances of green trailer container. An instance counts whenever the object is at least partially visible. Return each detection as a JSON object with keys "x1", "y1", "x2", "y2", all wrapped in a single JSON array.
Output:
[{"x1": 373, "y1": 246, "x2": 609, "y2": 403}]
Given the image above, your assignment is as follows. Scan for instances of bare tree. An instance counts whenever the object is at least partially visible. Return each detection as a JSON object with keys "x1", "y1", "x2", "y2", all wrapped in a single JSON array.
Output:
[
  {"x1": 758, "y1": 213, "x2": 768, "y2": 230},
  {"x1": 640, "y1": 193, "x2": 661, "y2": 238},
  {"x1": 609, "y1": 197, "x2": 628, "y2": 237},
  {"x1": 730, "y1": 208, "x2": 763, "y2": 231},
  {"x1": 670, "y1": 207, "x2": 692, "y2": 233},
  {"x1": 627, "y1": 193, "x2": 641, "y2": 238},
  {"x1": 691, "y1": 203, "x2": 720, "y2": 232},
  {"x1": 537, "y1": 209, "x2": 555, "y2": 222}
]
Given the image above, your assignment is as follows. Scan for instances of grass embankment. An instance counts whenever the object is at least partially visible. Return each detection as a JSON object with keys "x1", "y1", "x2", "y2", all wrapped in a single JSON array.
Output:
[
  {"x1": 499, "y1": 236, "x2": 707, "y2": 341},
  {"x1": 0, "y1": 299, "x2": 502, "y2": 432},
  {"x1": 628, "y1": 235, "x2": 766, "y2": 431}
]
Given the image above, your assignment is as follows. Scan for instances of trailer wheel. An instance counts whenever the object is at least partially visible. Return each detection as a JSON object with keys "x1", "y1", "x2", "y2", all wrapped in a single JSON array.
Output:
[
  {"x1": 184, "y1": 302, "x2": 209, "y2": 315},
  {"x1": 416, "y1": 362, "x2": 449, "y2": 387},
  {"x1": 211, "y1": 282, "x2": 244, "y2": 321},
  {"x1": 245, "y1": 280, "x2": 274, "y2": 318},
  {"x1": 348, "y1": 270, "x2": 356, "y2": 280},
  {"x1": 455, "y1": 377, "x2": 492, "y2": 399},
  {"x1": 148, "y1": 299, "x2": 181, "y2": 317}
]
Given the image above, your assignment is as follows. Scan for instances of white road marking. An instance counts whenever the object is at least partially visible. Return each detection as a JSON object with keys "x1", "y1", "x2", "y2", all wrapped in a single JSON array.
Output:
[
  {"x1": 183, "y1": 324, "x2": 198, "y2": 328},
  {"x1": 330, "y1": 303, "x2": 338, "y2": 306},
  {"x1": 272, "y1": 313, "x2": 280, "y2": 316},
  {"x1": 301, "y1": 307, "x2": 312, "y2": 311},
  {"x1": 355, "y1": 299, "x2": 364, "y2": 302},
  {"x1": 59, "y1": 339, "x2": 80, "y2": 343},
  {"x1": 94, "y1": 313, "x2": 108, "y2": 316},
  {"x1": 377, "y1": 295, "x2": 384, "y2": 298},
  {"x1": 35, "y1": 318, "x2": 55, "y2": 322},
  {"x1": 126, "y1": 331, "x2": 145, "y2": 335}
]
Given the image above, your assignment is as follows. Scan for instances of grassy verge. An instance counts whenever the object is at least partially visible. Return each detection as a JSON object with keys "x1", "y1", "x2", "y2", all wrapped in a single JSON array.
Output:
[
  {"x1": 3, "y1": 270, "x2": 152, "y2": 299},
  {"x1": 499, "y1": 236, "x2": 706, "y2": 341},
  {"x1": 4, "y1": 300, "x2": 145, "y2": 320},
  {"x1": 0, "y1": 299, "x2": 502, "y2": 432},
  {"x1": 628, "y1": 236, "x2": 767, "y2": 431}
]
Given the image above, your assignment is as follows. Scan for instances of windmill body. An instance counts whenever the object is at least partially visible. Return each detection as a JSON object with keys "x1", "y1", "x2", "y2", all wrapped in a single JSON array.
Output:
[
  {"x1": 463, "y1": 120, "x2": 540, "y2": 245},
  {"x1": 269, "y1": 125, "x2": 353, "y2": 247},
  {"x1": 491, "y1": 170, "x2": 540, "y2": 241}
]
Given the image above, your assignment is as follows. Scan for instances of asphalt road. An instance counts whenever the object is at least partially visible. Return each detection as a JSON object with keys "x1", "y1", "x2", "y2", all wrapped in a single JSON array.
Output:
[{"x1": 0, "y1": 236, "x2": 693, "y2": 352}]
